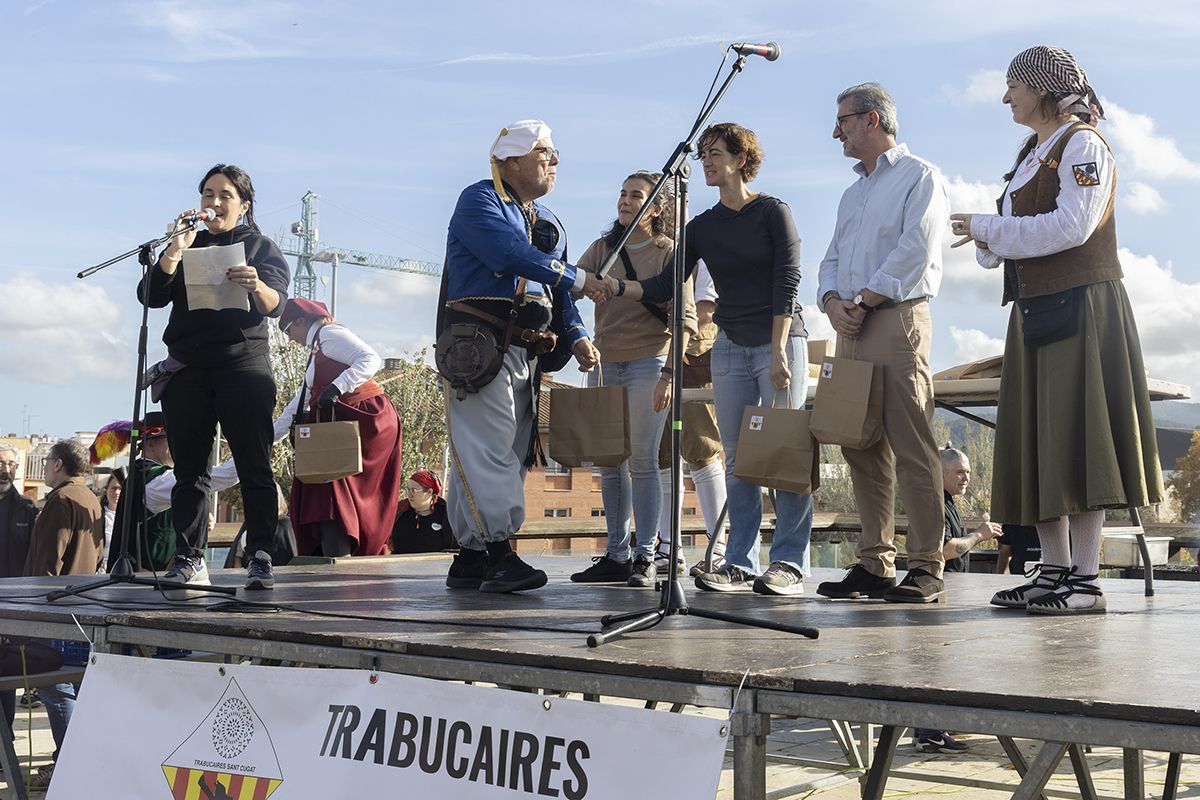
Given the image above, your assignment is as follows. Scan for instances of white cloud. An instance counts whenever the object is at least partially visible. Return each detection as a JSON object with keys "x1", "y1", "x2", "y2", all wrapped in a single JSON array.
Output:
[
  {"x1": 0, "y1": 275, "x2": 127, "y2": 384},
  {"x1": 342, "y1": 271, "x2": 440, "y2": 307},
  {"x1": 1123, "y1": 181, "x2": 1167, "y2": 215},
  {"x1": 1103, "y1": 100, "x2": 1200, "y2": 181},
  {"x1": 124, "y1": 1, "x2": 303, "y2": 62},
  {"x1": 948, "y1": 326, "x2": 1005, "y2": 364},
  {"x1": 945, "y1": 69, "x2": 1005, "y2": 106},
  {"x1": 1119, "y1": 247, "x2": 1200, "y2": 395},
  {"x1": 941, "y1": 176, "x2": 1006, "y2": 303},
  {"x1": 800, "y1": 304, "x2": 835, "y2": 343}
]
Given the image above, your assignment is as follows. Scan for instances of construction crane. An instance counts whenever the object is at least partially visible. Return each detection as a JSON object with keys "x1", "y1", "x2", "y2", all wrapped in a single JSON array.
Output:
[{"x1": 276, "y1": 191, "x2": 442, "y2": 313}]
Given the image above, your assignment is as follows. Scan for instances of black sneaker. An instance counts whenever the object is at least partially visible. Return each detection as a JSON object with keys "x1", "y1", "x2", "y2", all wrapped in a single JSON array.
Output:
[
  {"x1": 19, "y1": 690, "x2": 40, "y2": 709},
  {"x1": 695, "y1": 563, "x2": 756, "y2": 593},
  {"x1": 245, "y1": 550, "x2": 275, "y2": 590},
  {"x1": 446, "y1": 549, "x2": 488, "y2": 589},
  {"x1": 883, "y1": 567, "x2": 944, "y2": 604},
  {"x1": 570, "y1": 555, "x2": 632, "y2": 583},
  {"x1": 479, "y1": 551, "x2": 547, "y2": 593},
  {"x1": 627, "y1": 555, "x2": 657, "y2": 588},
  {"x1": 689, "y1": 554, "x2": 726, "y2": 577},
  {"x1": 816, "y1": 564, "x2": 896, "y2": 599},
  {"x1": 914, "y1": 732, "x2": 968, "y2": 753}
]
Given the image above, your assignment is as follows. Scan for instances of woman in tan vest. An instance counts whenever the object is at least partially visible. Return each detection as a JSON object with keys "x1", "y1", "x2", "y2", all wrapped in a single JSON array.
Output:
[{"x1": 950, "y1": 46, "x2": 1163, "y2": 615}]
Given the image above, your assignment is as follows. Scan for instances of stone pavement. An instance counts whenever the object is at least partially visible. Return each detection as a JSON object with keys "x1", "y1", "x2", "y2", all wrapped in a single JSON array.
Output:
[{"x1": 0, "y1": 693, "x2": 57, "y2": 799}]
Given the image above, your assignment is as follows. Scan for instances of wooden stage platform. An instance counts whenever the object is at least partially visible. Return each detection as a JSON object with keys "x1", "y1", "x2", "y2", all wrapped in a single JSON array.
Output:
[{"x1": 1, "y1": 556, "x2": 1197, "y2": 799}]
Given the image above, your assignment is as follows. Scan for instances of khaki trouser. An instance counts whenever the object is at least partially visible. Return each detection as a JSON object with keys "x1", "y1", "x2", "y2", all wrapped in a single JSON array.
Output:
[{"x1": 836, "y1": 298, "x2": 945, "y2": 578}]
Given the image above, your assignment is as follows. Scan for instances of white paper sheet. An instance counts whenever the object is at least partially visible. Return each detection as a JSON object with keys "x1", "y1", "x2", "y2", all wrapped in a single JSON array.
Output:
[{"x1": 182, "y1": 243, "x2": 251, "y2": 312}]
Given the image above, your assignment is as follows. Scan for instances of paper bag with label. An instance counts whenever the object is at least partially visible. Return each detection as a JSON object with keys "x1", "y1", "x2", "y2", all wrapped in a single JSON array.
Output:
[
  {"x1": 548, "y1": 384, "x2": 630, "y2": 468},
  {"x1": 732, "y1": 406, "x2": 820, "y2": 494},
  {"x1": 293, "y1": 420, "x2": 363, "y2": 484},
  {"x1": 810, "y1": 356, "x2": 884, "y2": 449}
]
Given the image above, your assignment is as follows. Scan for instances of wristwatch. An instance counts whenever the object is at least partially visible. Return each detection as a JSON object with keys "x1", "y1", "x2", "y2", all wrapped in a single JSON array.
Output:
[{"x1": 853, "y1": 293, "x2": 876, "y2": 312}]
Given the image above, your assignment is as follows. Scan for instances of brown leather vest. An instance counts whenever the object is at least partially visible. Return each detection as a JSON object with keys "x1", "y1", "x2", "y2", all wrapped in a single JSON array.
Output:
[{"x1": 1000, "y1": 122, "x2": 1124, "y2": 304}]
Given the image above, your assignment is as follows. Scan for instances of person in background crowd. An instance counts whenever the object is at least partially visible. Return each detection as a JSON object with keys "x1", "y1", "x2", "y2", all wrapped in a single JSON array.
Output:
[
  {"x1": 108, "y1": 412, "x2": 239, "y2": 577},
  {"x1": 815, "y1": 83, "x2": 951, "y2": 604},
  {"x1": 0, "y1": 444, "x2": 35, "y2": 739},
  {"x1": 140, "y1": 163, "x2": 290, "y2": 591},
  {"x1": 22, "y1": 439, "x2": 104, "y2": 790},
  {"x1": 996, "y1": 524, "x2": 1042, "y2": 575},
  {"x1": 391, "y1": 470, "x2": 455, "y2": 554},
  {"x1": 274, "y1": 297, "x2": 403, "y2": 558},
  {"x1": 439, "y1": 119, "x2": 603, "y2": 594},
  {"x1": 939, "y1": 448, "x2": 1002, "y2": 573},
  {"x1": 98, "y1": 469, "x2": 124, "y2": 572},
  {"x1": 950, "y1": 46, "x2": 1163, "y2": 614},
  {"x1": 617, "y1": 122, "x2": 813, "y2": 597},
  {"x1": 569, "y1": 170, "x2": 696, "y2": 589}
]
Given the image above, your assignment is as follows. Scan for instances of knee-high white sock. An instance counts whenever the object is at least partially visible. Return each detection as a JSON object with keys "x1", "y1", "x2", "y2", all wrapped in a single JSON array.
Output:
[
  {"x1": 689, "y1": 459, "x2": 728, "y2": 555},
  {"x1": 1036, "y1": 516, "x2": 1070, "y2": 567},
  {"x1": 1068, "y1": 510, "x2": 1105, "y2": 577}
]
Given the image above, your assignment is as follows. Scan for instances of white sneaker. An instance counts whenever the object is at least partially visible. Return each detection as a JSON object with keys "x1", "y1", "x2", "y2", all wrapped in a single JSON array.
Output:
[{"x1": 653, "y1": 547, "x2": 686, "y2": 576}]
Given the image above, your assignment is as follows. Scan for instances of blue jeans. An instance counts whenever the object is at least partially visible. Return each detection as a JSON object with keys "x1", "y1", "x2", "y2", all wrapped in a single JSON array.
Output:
[
  {"x1": 40, "y1": 681, "x2": 79, "y2": 761},
  {"x1": 589, "y1": 355, "x2": 669, "y2": 562},
  {"x1": 710, "y1": 332, "x2": 813, "y2": 575}
]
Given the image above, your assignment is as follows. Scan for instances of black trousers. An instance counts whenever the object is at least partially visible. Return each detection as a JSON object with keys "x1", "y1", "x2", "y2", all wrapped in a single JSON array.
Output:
[{"x1": 161, "y1": 355, "x2": 278, "y2": 560}]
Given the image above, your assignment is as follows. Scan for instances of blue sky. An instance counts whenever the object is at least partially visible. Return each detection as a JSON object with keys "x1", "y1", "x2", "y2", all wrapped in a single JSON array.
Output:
[{"x1": 2, "y1": 0, "x2": 1199, "y2": 435}]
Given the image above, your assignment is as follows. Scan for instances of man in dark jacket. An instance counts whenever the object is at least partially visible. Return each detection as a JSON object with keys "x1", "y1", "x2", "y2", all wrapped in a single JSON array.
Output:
[{"x1": 0, "y1": 444, "x2": 36, "y2": 736}]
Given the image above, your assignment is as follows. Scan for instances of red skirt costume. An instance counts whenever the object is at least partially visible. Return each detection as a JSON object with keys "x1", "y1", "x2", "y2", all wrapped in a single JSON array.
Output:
[{"x1": 291, "y1": 340, "x2": 403, "y2": 556}]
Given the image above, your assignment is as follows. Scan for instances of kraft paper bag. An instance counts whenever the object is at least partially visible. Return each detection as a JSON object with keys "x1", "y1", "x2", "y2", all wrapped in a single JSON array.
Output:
[
  {"x1": 293, "y1": 420, "x2": 363, "y2": 484},
  {"x1": 810, "y1": 357, "x2": 884, "y2": 449},
  {"x1": 733, "y1": 406, "x2": 821, "y2": 495},
  {"x1": 549, "y1": 383, "x2": 630, "y2": 468}
]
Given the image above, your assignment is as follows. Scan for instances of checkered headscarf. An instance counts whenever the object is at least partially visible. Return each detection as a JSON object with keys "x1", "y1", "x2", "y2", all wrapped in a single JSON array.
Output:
[{"x1": 1007, "y1": 45, "x2": 1104, "y2": 121}]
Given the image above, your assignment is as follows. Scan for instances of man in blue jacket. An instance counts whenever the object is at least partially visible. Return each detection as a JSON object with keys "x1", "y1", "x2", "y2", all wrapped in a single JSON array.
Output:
[{"x1": 440, "y1": 119, "x2": 604, "y2": 593}]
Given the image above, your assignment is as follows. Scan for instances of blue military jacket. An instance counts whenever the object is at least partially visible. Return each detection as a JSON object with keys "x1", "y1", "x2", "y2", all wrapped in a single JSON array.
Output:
[{"x1": 444, "y1": 180, "x2": 587, "y2": 347}]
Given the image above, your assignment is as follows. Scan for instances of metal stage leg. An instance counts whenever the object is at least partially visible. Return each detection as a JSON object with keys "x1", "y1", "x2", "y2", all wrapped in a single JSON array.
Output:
[
  {"x1": 1012, "y1": 742, "x2": 1069, "y2": 800},
  {"x1": 998, "y1": 736, "x2": 1051, "y2": 800},
  {"x1": 1163, "y1": 752, "x2": 1182, "y2": 800},
  {"x1": 1123, "y1": 749, "x2": 1145, "y2": 800},
  {"x1": 860, "y1": 725, "x2": 902, "y2": 800},
  {"x1": 0, "y1": 709, "x2": 27, "y2": 800},
  {"x1": 731, "y1": 693, "x2": 768, "y2": 800},
  {"x1": 1067, "y1": 743, "x2": 1099, "y2": 800}
]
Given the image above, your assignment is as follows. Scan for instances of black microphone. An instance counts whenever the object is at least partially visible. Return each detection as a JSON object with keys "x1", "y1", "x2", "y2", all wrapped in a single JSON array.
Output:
[{"x1": 729, "y1": 42, "x2": 781, "y2": 61}]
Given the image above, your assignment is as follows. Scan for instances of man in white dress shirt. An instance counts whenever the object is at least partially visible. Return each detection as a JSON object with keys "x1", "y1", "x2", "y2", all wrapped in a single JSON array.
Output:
[{"x1": 815, "y1": 82, "x2": 951, "y2": 603}]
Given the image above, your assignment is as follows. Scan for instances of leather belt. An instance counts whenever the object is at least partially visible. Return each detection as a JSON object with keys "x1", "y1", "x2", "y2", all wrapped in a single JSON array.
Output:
[{"x1": 446, "y1": 302, "x2": 557, "y2": 354}]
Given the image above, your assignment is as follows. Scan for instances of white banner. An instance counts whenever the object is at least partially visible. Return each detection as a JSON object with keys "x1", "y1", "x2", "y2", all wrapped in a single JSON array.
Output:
[{"x1": 49, "y1": 654, "x2": 727, "y2": 799}]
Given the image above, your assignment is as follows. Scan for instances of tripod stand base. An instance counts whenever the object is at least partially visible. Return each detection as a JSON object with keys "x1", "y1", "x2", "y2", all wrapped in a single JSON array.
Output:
[{"x1": 46, "y1": 566, "x2": 238, "y2": 602}]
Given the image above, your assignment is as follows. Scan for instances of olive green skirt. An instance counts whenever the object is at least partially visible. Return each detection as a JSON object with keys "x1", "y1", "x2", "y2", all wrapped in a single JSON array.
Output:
[{"x1": 991, "y1": 280, "x2": 1164, "y2": 525}]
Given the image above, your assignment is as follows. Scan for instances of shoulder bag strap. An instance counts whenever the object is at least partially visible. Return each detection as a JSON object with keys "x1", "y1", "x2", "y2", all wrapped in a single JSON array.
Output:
[{"x1": 618, "y1": 248, "x2": 670, "y2": 327}]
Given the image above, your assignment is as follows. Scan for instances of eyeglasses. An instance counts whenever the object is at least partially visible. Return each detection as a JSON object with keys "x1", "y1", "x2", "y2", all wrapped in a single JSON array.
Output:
[
  {"x1": 531, "y1": 146, "x2": 559, "y2": 161},
  {"x1": 0, "y1": 460, "x2": 18, "y2": 470},
  {"x1": 835, "y1": 111, "x2": 871, "y2": 128}
]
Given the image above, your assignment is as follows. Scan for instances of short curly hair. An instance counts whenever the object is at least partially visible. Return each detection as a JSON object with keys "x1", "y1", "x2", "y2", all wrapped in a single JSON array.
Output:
[{"x1": 695, "y1": 122, "x2": 763, "y2": 182}]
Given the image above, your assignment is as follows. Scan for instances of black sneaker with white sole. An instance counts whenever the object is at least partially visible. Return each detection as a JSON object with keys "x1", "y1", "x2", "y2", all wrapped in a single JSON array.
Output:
[
  {"x1": 479, "y1": 552, "x2": 547, "y2": 593},
  {"x1": 627, "y1": 555, "x2": 657, "y2": 588},
  {"x1": 164, "y1": 554, "x2": 210, "y2": 586},
  {"x1": 694, "y1": 563, "x2": 756, "y2": 593},
  {"x1": 914, "y1": 732, "x2": 968, "y2": 753},
  {"x1": 245, "y1": 550, "x2": 275, "y2": 590}
]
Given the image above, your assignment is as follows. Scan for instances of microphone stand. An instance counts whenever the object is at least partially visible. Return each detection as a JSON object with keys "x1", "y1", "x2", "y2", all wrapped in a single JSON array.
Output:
[
  {"x1": 48, "y1": 226, "x2": 236, "y2": 600},
  {"x1": 588, "y1": 53, "x2": 817, "y2": 646}
]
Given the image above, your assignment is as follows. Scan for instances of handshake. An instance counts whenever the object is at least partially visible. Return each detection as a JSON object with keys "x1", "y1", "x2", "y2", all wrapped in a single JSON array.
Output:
[{"x1": 578, "y1": 272, "x2": 630, "y2": 305}]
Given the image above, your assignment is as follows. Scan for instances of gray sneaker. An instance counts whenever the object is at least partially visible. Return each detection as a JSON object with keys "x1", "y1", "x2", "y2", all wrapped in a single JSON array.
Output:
[
  {"x1": 653, "y1": 547, "x2": 686, "y2": 576},
  {"x1": 695, "y1": 563, "x2": 756, "y2": 593},
  {"x1": 627, "y1": 555, "x2": 657, "y2": 588},
  {"x1": 753, "y1": 562, "x2": 805, "y2": 596},
  {"x1": 245, "y1": 550, "x2": 275, "y2": 590},
  {"x1": 164, "y1": 554, "x2": 210, "y2": 586}
]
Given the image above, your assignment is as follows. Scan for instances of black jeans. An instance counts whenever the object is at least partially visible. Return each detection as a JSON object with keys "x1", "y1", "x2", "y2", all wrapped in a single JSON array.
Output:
[{"x1": 162, "y1": 355, "x2": 278, "y2": 560}]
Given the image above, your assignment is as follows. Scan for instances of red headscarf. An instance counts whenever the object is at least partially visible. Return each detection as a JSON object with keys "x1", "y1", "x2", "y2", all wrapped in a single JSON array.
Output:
[{"x1": 410, "y1": 470, "x2": 442, "y2": 498}]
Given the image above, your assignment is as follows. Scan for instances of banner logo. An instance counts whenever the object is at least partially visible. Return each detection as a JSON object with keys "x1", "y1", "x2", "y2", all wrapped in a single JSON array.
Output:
[{"x1": 161, "y1": 677, "x2": 284, "y2": 800}]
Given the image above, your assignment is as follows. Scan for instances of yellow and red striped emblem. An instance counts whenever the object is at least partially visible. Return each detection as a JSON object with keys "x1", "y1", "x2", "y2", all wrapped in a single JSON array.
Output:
[{"x1": 161, "y1": 766, "x2": 283, "y2": 800}]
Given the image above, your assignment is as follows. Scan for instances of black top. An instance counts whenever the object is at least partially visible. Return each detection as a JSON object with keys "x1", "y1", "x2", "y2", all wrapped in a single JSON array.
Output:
[
  {"x1": 943, "y1": 491, "x2": 968, "y2": 573},
  {"x1": 138, "y1": 225, "x2": 290, "y2": 367},
  {"x1": 639, "y1": 194, "x2": 805, "y2": 347},
  {"x1": 0, "y1": 489, "x2": 36, "y2": 579},
  {"x1": 391, "y1": 498, "x2": 455, "y2": 554},
  {"x1": 998, "y1": 523, "x2": 1041, "y2": 575}
]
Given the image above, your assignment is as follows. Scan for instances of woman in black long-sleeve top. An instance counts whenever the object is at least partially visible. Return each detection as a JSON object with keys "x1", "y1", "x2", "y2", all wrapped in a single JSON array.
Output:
[
  {"x1": 138, "y1": 163, "x2": 290, "y2": 590},
  {"x1": 620, "y1": 122, "x2": 812, "y2": 597}
]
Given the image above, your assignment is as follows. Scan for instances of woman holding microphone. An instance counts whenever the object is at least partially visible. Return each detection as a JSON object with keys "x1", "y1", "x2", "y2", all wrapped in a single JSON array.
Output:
[{"x1": 139, "y1": 163, "x2": 290, "y2": 590}]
